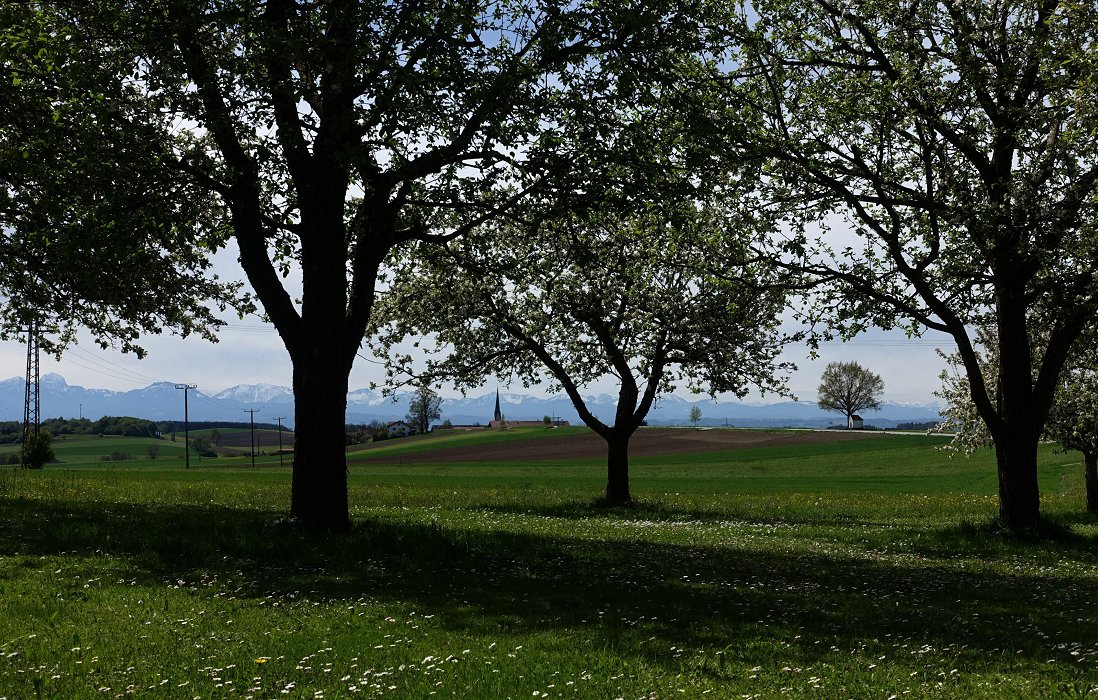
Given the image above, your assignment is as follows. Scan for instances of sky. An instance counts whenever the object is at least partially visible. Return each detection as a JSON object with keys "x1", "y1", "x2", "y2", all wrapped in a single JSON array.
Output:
[
  {"x1": 0, "y1": 321, "x2": 952, "y2": 405},
  {"x1": 0, "y1": 244, "x2": 952, "y2": 405}
]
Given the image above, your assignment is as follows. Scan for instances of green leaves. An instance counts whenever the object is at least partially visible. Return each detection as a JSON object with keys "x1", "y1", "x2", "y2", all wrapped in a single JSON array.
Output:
[
  {"x1": 816, "y1": 361, "x2": 885, "y2": 423},
  {"x1": 375, "y1": 191, "x2": 793, "y2": 435},
  {"x1": 0, "y1": 2, "x2": 248, "y2": 355}
]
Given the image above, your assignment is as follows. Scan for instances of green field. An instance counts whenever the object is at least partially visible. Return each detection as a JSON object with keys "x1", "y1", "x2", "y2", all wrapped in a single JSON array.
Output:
[
  {"x1": 0, "y1": 429, "x2": 1096, "y2": 698},
  {"x1": 0, "y1": 432, "x2": 291, "y2": 466}
]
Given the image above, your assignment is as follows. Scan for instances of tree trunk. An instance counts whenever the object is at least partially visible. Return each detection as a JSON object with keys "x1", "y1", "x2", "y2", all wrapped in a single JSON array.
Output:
[
  {"x1": 990, "y1": 282, "x2": 1049, "y2": 534},
  {"x1": 993, "y1": 428, "x2": 1041, "y2": 533},
  {"x1": 289, "y1": 338, "x2": 353, "y2": 533},
  {"x1": 604, "y1": 431, "x2": 631, "y2": 504},
  {"x1": 1085, "y1": 452, "x2": 1098, "y2": 514}
]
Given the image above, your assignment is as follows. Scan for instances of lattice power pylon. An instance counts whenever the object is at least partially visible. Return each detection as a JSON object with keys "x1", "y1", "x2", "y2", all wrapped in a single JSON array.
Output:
[{"x1": 21, "y1": 318, "x2": 40, "y2": 469}]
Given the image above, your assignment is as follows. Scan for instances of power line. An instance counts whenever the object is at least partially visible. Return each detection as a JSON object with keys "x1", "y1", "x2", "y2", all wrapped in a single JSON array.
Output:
[
  {"x1": 65, "y1": 345, "x2": 165, "y2": 384},
  {"x1": 57, "y1": 354, "x2": 155, "y2": 386},
  {"x1": 789, "y1": 340, "x2": 948, "y2": 348},
  {"x1": 219, "y1": 322, "x2": 279, "y2": 333}
]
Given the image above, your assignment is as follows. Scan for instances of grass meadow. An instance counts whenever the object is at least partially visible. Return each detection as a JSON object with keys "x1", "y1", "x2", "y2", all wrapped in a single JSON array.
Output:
[{"x1": 0, "y1": 428, "x2": 1096, "y2": 698}]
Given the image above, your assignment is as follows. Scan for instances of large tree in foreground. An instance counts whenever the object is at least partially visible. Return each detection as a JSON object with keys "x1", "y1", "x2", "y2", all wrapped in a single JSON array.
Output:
[
  {"x1": 0, "y1": 4, "x2": 242, "y2": 353},
  {"x1": 938, "y1": 327, "x2": 1098, "y2": 513},
  {"x1": 66, "y1": 0, "x2": 703, "y2": 530},
  {"x1": 721, "y1": 0, "x2": 1098, "y2": 532},
  {"x1": 374, "y1": 197, "x2": 793, "y2": 503},
  {"x1": 817, "y1": 361, "x2": 883, "y2": 429}
]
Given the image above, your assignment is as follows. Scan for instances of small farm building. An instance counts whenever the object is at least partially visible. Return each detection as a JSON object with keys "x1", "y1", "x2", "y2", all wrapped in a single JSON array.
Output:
[{"x1": 387, "y1": 421, "x2": 416, "y2": 438}]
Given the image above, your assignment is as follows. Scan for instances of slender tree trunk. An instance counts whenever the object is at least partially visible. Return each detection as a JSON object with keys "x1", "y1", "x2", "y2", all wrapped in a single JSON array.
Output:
[
  {"x1": 992, "y1": 428, "x2": 1041, "y2": 533},
  {"x1": 291, "y1": 353, "x2": 352, "y2": 532},
  {"x1": 1085, "y1": 452, "x2": 1098, "y2": 514},
  {"x1": 604, "y1": 431, "x2": 631, "y2": 504}
]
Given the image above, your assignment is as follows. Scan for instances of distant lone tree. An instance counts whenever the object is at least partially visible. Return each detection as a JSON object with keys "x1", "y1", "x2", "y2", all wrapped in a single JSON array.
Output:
[
  {"x1": 689, "y1": 406, "x2": 702, "y2": 428},
  {"x1": 406, "y1": 382, "x2": 443, "y2": 436},
  {"x1": 817, "y1": 362, "x2": 884, "y2": 429}
]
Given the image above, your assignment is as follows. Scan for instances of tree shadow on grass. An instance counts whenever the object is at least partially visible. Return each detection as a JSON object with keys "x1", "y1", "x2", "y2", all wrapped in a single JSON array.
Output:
[
  {"x1": 469, "y1": 498, "x2": 1098, "y2": 557},
  {"x1": 2, "y1": 496, "x2": 1097, "y2": 678}
]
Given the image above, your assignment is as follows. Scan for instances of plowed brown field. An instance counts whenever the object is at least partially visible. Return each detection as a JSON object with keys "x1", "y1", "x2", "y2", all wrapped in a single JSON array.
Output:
[{"x1": 363, "y1": 428, "x2": 881, "y2": 463}]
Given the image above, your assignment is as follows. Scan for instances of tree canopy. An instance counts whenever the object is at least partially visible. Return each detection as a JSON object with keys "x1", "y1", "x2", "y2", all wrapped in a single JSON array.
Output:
[
  {"x1": 50, "y1": 0, "x2": 713, "y2": 530},
  {"x1": 406, "y1": 381, "x2": 442, "y2": 436},
  {"x1": 0, "y1": 3, "x2": 245, "y2": 355},
  {"x1": 375, "y1": 193, "x2": 793, "y2": 502},
  {"x1": 715, "y1": 0, "x2": 1098, "y2": 532}
]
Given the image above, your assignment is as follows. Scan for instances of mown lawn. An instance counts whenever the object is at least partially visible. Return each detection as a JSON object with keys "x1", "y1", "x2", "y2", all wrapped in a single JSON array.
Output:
[{"x1": 0, "y1": 431, "x2": 1095, "y2": 698}]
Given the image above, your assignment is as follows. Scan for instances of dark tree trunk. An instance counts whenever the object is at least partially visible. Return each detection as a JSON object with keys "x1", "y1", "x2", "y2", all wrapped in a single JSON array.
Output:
[
  {"x1": 1085, "y1": 452, "x2": 1098, "y2": 514},
  {"x1": 992, "y1": 428, "x2": 1041, "y2": 533},
  {"x1": 287, "y1": 188, "x2": 356, "y2": 533},
  {"x1": 604, "y1": 431, "x2": 631, "y2": 504},
  {"x1": 989, "y1": 283, "x2": 1048, "y2": 534},
  {"x1": 290, "y1": 354, "x2": 352, "y2": 532}
]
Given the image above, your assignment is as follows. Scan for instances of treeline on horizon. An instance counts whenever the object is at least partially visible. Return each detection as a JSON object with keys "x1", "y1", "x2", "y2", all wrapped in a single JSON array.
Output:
[{"x1": 0, "y1": 417, "x2": 287, "y2": 444}]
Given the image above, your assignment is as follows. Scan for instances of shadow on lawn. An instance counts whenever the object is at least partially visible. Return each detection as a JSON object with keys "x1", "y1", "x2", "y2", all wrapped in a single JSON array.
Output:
[
  {"x1": 2, "y1": 496, "x2": 1097, "y2": 675},
  {"x1": 471, "y1": 498, "x2": 1098, "y2": 555}
]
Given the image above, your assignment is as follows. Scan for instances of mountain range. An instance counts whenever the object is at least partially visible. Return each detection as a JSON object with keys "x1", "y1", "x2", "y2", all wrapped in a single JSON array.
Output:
[{"x1": 1, "y1": 374, "x2": 945, "y2": 429}]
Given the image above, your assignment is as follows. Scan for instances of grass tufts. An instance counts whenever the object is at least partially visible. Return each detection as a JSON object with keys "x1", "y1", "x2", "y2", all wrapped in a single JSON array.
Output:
[{"x1": 0, "y1": 431, "x2": 1096, "y2": 697}]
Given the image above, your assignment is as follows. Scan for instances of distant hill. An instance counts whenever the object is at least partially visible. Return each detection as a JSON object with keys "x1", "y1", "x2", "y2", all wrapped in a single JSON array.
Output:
[{"x1": 1, "y1": 374, "x2": 944, "y2": 430}]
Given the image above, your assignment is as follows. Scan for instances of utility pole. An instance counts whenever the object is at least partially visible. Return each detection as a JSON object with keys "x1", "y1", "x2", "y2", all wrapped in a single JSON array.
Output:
[
  {"x1": 244, "y1": 409, "x2": 260, "y2": 468},
  {"x1": 175, "y1": 384, "x2": 197, "y2": 469},
  {"x1": 275, "y1": 417, "x2": 286, "y2": 468},
  {"x1": 21, "y1": 318, "x2": 40, "y2": 469}
]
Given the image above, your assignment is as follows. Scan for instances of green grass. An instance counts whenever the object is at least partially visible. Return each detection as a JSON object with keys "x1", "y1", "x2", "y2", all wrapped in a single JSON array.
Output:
[
  {"x1": 0, "y1": 429, "x2": 1096, "y2": 698},
  {"x1": 0, "y1": 434, "x2": 293, "y2": 468},
  {"x1": 0, "y1": 435, "x2": 189, "y2": 464}
]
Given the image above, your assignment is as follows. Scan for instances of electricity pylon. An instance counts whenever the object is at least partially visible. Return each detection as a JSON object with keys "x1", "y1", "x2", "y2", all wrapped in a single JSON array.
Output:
[{"x1": 21, "y1": 318, "x2": 40, "y2": 469}]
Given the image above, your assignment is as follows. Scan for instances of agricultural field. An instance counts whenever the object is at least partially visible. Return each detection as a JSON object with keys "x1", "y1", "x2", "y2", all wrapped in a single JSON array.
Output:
[
  {"x1": 0, "y1": 435, "x2": 190, "y2": 465},
  {"x1": 0, "y1": 427, "x2": 1096, "y2": 698},
  {"x1": 0, "y1": 430, "x2": 293, "y2": 467}
]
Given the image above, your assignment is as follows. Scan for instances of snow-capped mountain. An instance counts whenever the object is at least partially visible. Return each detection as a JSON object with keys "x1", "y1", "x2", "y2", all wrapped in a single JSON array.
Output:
[
  {"x1": 213, "y1": 383, "x2": 294, "y2": 404},
  {"x1": 0, "y1": 374, "x2": 944, "y2": 429}
]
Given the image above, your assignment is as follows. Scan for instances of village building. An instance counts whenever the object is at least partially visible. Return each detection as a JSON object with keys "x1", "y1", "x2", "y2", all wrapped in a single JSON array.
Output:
[
  {"x1": 487, "y1": 388, "x2": 570, "y2": 429},
  {"x1": 387, "y1": 420, "x2": 415, "y2": 438}
]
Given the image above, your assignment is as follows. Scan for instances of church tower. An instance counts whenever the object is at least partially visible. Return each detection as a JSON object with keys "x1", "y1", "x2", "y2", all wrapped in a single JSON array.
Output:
[{"x1": 493, "y1": 389, "x2": 502, "y2": 423}]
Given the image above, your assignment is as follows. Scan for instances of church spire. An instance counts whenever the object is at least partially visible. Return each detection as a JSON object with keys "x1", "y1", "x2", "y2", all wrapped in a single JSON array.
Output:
[{"x1": 493, "y1": 388, "x2": 502, "y2": 423}]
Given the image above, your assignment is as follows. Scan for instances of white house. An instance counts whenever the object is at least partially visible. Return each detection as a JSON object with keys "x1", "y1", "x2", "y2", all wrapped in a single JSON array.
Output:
[
  {"x1": 849, "y1": 414, "x2": 864, "y2": 429},
  {"x1": 387, "y1": 421, "x2": 416, "y2": 438}
]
